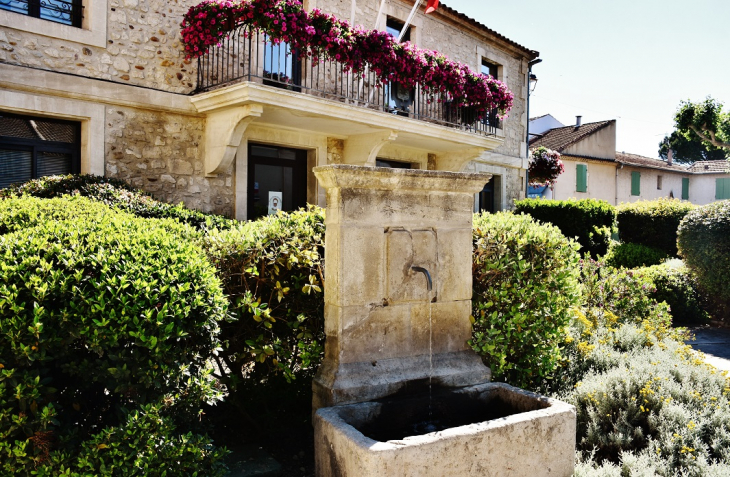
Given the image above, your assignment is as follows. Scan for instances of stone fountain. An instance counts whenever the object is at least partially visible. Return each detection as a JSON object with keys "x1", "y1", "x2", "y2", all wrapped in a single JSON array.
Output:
[{"x1": 312, "y1": 165, "x2": 576, "y2": 477}]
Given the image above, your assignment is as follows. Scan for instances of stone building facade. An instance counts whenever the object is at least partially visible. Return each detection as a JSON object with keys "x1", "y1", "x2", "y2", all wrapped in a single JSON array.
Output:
[{"x1": 0, "y1": 0, "x2": 539, "y2": 219}]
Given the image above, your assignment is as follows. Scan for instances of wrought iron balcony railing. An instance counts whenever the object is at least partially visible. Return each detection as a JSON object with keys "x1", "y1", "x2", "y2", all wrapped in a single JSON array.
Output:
[
  {"x1": 196, "y1": 24, "x2": 501, "y2": 136},
  {"x1": 0, "y1": 0, "x2": 83, "y2": 28}
]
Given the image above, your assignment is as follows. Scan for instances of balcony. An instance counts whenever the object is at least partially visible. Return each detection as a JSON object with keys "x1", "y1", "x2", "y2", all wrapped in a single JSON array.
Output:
[{"x1": 195, "y1": 24, "x2": 501, "y2": 137}]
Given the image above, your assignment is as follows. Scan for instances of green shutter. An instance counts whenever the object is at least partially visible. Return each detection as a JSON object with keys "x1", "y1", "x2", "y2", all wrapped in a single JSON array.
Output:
[
  {"x1": 717, "y1": 178, "x2": 730, "y2": 200},
  {"x1": 576, "y1": 164, "x2": 587, "y2": 193},
  {"x1": 631, "y1": 171, "x2": 641, "y2": 196},
  {"x1": 682, "y1": 178, "x2": 689, "y2": 200}
]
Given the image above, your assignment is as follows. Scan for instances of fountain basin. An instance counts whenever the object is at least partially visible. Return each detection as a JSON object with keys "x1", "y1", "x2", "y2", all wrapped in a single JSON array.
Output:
[{"x1": 314, "y1": 382, "x2": 576, "y2": 477}]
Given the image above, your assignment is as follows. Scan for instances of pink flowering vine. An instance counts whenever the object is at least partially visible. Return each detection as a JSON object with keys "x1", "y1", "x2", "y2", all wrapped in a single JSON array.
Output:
[
  {"x1": 528, "y1": 146, "x2": 564, "y2": 185},
  {"x1": 180, "y1": 0, "x2": 514, "y2": 117}
]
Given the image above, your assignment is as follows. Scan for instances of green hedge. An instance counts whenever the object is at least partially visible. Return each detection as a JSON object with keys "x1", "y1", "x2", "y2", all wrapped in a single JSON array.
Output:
[
  {"x1": 617, "y1": 198, "x2": 695, "y2": 256},
  {"x1": 204, "y1": 206, "x2": 326, "y2": 389},
  {"x1": 471, "y1": 212, "x2": 581, "y2": 388},
  {"x1": 0, "y1": 196, "x2": 228, "y2": 475},
  {"x1": 0, "y1": 174, "x2": 235, "y2": 231},
  {"x1": 514, "y1": 198, "x2": 616, "y2": 257},
  {"x1": 604, "y1": 242, "x2": 668, "y2": 269},
  {"x1": 678, "y1": 200, "x2": 730, "y2": 318},
  {"x1": 635, "y1": 261, "x2": 709, "y2": 325}
]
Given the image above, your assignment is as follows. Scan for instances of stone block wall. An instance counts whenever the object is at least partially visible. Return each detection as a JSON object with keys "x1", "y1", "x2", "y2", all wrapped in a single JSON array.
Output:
[
  {"x1": 0, "y1": 0, "x2": 199, "y2": 93},
  {"x1": 105, "y1": 106, "x2": 234, "y2": 216}
]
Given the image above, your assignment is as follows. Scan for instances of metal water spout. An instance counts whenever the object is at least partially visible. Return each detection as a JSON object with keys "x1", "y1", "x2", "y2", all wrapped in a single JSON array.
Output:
[{"x1": 411, "y1": 266, "x2": 433, "y2": 292}]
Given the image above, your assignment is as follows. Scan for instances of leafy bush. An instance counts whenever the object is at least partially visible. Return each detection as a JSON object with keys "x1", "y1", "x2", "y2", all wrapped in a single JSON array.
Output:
[
  {"x1": 470, "y1": 212, "x2": 581, "y2": 388},
  {"x1": 514, "y1": 198, "x2": 616, "y2": 257},
  {"x1": 617, "y1": 198, "x2": 695, "y2": 257},
  {"x1": 678, "y1": 200, "x2": 730, "y2": 317},
  {"x1": 604, "y1": 242, "x2": 669, "y2": 269},
  {"x1": 0, "y1": 174, "x2": 235, "y2": 231},
  {"x1": 0, "y1": 196, "x2": 228, "y2": 475},
  {"x1": 547, "y1": 260, "x2": 730, "y2": 476},
  {"x1": 204, "y1": 206, "x2": 325, "y2": 390},
  {"x1": 635, "y1": 262, "x2": 710, "y2": 325}
]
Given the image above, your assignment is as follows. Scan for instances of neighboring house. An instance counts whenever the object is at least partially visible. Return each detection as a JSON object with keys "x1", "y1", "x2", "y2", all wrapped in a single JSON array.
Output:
[
  {"x1": 0, "y1": 0, "x2": 539, "y2": 220},
  {"x1": 529, "y1": 113, "x2": 564, "y2": 141},
  {"x1": 529, "y1": 117, "x2": 729, "y2": 205}
]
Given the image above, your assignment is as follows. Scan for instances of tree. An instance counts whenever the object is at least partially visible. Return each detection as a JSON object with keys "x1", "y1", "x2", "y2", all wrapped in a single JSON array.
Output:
[
  {"x1": 658, "y1": 129, "x2": 727, "y2": 164},
  {"x1": 659, "y1": 97, "x2": 730, "y2": 163}
]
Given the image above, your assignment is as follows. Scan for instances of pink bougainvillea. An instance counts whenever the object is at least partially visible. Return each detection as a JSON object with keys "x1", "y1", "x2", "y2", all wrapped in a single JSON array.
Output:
[
  {"x1": 180, "y1": 0, "x2": 514, "y2": 117},
  {"x1": 528, "y1": 146, "x2": 565, "y2": 185}
]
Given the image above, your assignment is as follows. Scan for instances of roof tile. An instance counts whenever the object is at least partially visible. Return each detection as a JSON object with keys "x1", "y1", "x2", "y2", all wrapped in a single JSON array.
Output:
[{"x1": 529, "y1": 120, "x2": 614, "y2": 152}]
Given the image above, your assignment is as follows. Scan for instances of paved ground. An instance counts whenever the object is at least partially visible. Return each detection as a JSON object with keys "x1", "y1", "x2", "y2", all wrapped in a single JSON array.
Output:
[{"x1": 688, "y1": 327, "x2": 730, "y2": 373}]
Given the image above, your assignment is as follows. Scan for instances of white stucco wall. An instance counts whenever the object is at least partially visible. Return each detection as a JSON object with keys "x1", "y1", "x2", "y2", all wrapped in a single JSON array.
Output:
[
  {"x1": 550, "y1": 157, "x2": 617, "y2": 203},
  {"x1": 616, "y1": 167, "x2": 688, "y2": 204}
]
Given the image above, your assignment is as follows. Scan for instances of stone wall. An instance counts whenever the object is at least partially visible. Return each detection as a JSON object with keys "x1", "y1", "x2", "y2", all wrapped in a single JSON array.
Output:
[
  {"x1": 105, "y1": 105, "x2": 234, "y2": 216},
  {"x1": 0, "y1": 0, "x2": 199, "y2": 93}
]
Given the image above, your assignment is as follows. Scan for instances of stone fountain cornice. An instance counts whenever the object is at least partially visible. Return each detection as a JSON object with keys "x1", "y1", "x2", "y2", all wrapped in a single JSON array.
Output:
[{"x1": 313, "y1": 165, "x2": 491, "y2": 194}]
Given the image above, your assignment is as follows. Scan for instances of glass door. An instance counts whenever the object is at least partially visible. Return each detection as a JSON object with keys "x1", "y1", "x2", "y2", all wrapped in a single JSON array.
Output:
[{"x1": 247, "y1": 144, "x2": 308, "y2": 220}]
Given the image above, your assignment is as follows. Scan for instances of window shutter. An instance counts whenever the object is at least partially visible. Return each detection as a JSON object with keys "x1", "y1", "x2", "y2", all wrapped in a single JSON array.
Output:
[
  {"x1": 682, "y1": 178, "x2": 689, "y2": 200},
  {"x1": 717, "y1": 178, "x2": 730, "y2": 200},
  {"x1": 576, "y1": 164, "x2": 587, "y2": 192},
  {"x1": 631, "y1": 171, "x2": 641, "y2": 196}
]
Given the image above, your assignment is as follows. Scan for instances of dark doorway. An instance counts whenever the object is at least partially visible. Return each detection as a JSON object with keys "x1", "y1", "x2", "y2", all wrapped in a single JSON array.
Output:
[
  {"x1": 376, "y1": 159, "x2": 412, "y2": 169},
  {"x1": 479, "y1": 177, "x2": 496, "y2": 213},
  {"x1": 248, "y1": 144, "x2": 308, "y2": 220}
]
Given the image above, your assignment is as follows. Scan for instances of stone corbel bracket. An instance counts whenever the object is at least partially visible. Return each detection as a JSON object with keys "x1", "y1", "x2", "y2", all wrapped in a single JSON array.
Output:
[
  {"x1": 342, "y1": 130, "x2": 398, "y2": 166},
  {"x1": 203, "y1": 104, "x2": 264, "y2": 176},
  {"x1": 432, "y1": 148, "x2": 486, "y2": 172}
]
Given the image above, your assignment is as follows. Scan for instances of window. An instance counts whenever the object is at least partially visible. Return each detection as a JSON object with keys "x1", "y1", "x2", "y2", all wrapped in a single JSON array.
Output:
[
  {"x1": 657, "y1": 175, "x2": 663, "y2": 190},
  {"x1": 631, "y1": 171, "x2": 641, "y2": 196},
  {"x1": 576, "y1": 164, "x2": 587, "y2": 193},
  {"x1": 376, "y1": 159, "x2": 411, "y2": 169},
  {"x1": 385, "y1": 17, "x2": 411, "y2": 42},
  {"x1": 682, "y1": 178, "x2": 689, "y2": 200},
  {"x1": 0, "y1": 0, "x2": 82, "y2": 27},
  {"x1": 716, "y1": 178, "x2": 730, "y2": 200},
  {"x1": 247, "y1": 144, "x2": 308, "y2": 220},
  {"x1": 481, "y1": 60, "x2": 498, "y2": 79},
  {"x1": 262, "y1": 35, "x2": 301, "y2": 90},
  {"x1": 0, "y1": 112, "x2": 80, "y2": 189}
]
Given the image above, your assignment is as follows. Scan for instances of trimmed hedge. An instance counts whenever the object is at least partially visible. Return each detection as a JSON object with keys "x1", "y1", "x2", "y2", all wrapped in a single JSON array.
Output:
[
  {"x1": 604, "y1": 242, "x2": 668, "y2": 269},
  {"x1": 471, "y1": 212, "x2": 581, "y2": 388},
  {"x1": 634, "y1": 261, "x2": 709, "y2": 325},
  {"x1": 678, "y1": 200, "x2": 730, "y2": 318},
  {"x1": 0, "y1": 174, "x2": 235, "y2": 231},
  {"x1": 204, "y1": 206, "x2": 326, "y2": 388},
  {"x1": 514, "y1": 198, "x2": 616, "y2": 257},
  {"x1": 617, "y1": 198, "x2": 695, "y2": 256},
  {"x1": 0, "y1": 196, "x2": 228, "y2": 475}
]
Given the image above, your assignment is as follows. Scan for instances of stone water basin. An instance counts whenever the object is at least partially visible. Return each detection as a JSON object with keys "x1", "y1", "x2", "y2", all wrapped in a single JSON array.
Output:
[{"x1": 314, "y1": 382, "x2": 576, "y2": 477}]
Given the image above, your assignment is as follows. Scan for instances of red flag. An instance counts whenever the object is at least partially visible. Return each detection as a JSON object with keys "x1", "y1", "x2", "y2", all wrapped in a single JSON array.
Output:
[{"x1": 425, "y1": 0, "x2": 439, "y2": 14}]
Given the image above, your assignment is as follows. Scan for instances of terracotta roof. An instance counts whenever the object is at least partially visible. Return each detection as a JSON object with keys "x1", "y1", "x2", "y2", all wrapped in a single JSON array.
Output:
[
  {"x1": 688, "y1": 160, "x2": 729, "y2": 174},
  {"x1": 615, "y1": 152, "x2": 690, "y2": 173},
  {"x1": 529, "y1": 120, "x2": 614, "y2": 152},
  {"x1": 440, "y1": 2, "x2": 539, "y2": 59}
]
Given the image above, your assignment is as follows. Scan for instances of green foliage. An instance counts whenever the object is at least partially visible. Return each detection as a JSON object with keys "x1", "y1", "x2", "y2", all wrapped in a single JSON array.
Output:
[
  {"x1": 0, "y1": 174, "x2": 235, "y2": 231},
  {"x1": 604, "y1": 242, "x2": 669, "y2": 269},
  {"x1": 470, "y1": 212, "x2": 581, "y2": 388},
  {"x1": 546, "y1": 260, "x2": 730, "y2": 476},
  {"x1": 635, "y1": 262, "x2": 710, "y2": 325},
  {"x1": 0, "y1": 196, "x2": 228, "y2": 475},
  {"x1": 677, "y1": 200, "x2": 730, "y2": 317},
  {"x1": 672, "y1": 97, "x2": 730, "y2": 152},
  {"x1": 617, "y1": 198, "x2": 695, "y2": 256},
  {"x1": 204, "y1": 206, "x2": 325, "y2": 389},
  {"x1": 514, "y1": 198, "x2": 616, "y2": 257}
]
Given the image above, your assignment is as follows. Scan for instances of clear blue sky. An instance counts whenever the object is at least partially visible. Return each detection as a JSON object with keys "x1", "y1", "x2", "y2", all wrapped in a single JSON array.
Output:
[{"x1": 443, "y1": 0, "x2": 729, "y2": 159}]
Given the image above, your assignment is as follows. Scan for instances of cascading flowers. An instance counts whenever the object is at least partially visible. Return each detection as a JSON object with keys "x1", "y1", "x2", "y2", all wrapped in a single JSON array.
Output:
[
  {"x1": 180, "y1": 0, "x2": 514, "y2": 118},
  {"x1": 528, "y1": 146, "x2": 564, "y2": 185}
]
